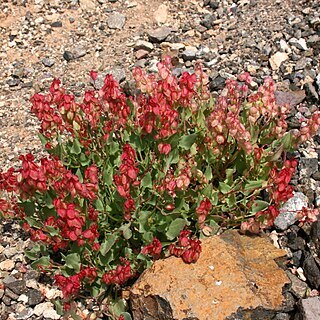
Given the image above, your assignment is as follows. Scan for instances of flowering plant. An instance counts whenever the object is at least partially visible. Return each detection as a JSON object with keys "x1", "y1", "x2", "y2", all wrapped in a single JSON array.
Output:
[{"x1": 0, "y1": 57, "x2": 319, "y2": 319}]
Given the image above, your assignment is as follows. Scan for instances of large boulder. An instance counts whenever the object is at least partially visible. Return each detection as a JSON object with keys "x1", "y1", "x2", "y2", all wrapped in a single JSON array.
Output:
[{"x1": 130, "y1": 230, "x2": 290, "y2": 320}]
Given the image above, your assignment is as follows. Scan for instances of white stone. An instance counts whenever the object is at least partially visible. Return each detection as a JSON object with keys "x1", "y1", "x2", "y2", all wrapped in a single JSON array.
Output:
[
  {"x1": 18, "y1": 294, "x2": 29, "y2": 303},
  {"x1": 34, "y1": 302, "x2": 60, "y2": 319},
  {"x1": 279, "y1": 39, "x2": 292, "y2": 53},
  {"x1": 289, "y1": 37, "x2": 308, "y2": 51},
  {"x1": 154, "y1": 4, "x2": 168, "y2": 24},
  {"x1": 0, "y1": 259, "x2": 15, "y2": 271},
  {"x1": 269, "y1": 52, "x2": 289, "y2": 70}
]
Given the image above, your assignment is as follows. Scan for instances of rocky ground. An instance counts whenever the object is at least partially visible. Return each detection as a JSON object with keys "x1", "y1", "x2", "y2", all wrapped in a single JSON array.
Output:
[{"x1": 0, "y1": 0, "x2": 320, "y2": 319}]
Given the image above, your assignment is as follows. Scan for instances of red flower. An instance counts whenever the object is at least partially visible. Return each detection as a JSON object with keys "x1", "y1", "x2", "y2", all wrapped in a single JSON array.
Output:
[
  {"x1": 158, "y1": 143, "x2": 171, "y2": 155},
  {"x1": 141, "y1": 238, "x2": 162, "y2": 258}
]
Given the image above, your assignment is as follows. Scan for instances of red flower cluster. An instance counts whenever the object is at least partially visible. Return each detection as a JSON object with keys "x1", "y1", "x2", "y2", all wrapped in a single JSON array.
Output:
[
  {"x1": 141, "y1": 237, "x2": 162, "y2": 259},
  {"x1": 55, "y1": 267, "x2": 97, "y2": 299},
  {"x1": 169, "y1": 230, "x2": 202, "y2": 263},
  {"x1": 196, "y1": 198, "x2": 212, "y2": 229},
  {"x1": 102, "y1": 259, "x2": 134, "y2": 285},
  {"x1": 114, "y1": 144, "x2": 139, "y2": 220},
  {"x1": 268, "y1": 159, "x2": 298, "y2": 203}
]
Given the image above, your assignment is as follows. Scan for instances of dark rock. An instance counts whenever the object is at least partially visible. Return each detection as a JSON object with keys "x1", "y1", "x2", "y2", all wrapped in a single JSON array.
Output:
[
  {"x1": 287, "y1": 233, "x2": 305, "y2": 251},
  {"x1": 21, "y1": 81, "x2": 33, "y2": 88},
  {"x1": 24, "y1": 269, "x2": 40, "y2": 281},
  {"x1": 26, "y1": 289, "x2": 43, "y2": 306},
  {"x1": 209, "y1": 1, "x2": 219, "y2": 10},
  {"x1": 63, "y1": 50, "x2": 74, "y2": 62},
  {"x1": 305, "y1": 83, "x2": 319, "y2": 100},
  {"x1": 200, "y1": 14, "x2": 214, "y2": 29},
  {"x1": 148, "y1": 27, "x2": 171, "y2": 43},
  {"x1": 6, "y1": 78, "x2": 19, "y2": 87},
  {"x1": 209, "y1": 75, "x2": 226, "y2": 91},
  {"x1": 303, "y1": 254, "x2": 320, "y2": 288},
  {"x1": 287, "y1": 270, "x2": 308, "y2": 298},
  {"x1": 50, "y1": 21, "x2": 62, "y2": 27},
  {"x1": 299, "y1": 296, "x2": 320, "y2": 320},
  {"x1": 4, "y1": 279, "x2": 26, "y2": 295},
  {"x1": 299, "y1": 158, "x2": 318, "y2": 178},
  {"x1": 292, "y1": 250, "x2": 303, "y2": 266},
  {"x1": 4, "y1": 287, "x2": 19, "y2": 300},
  {"x1": 181, "y1": 48, "x2": 197, "y2": 61}
]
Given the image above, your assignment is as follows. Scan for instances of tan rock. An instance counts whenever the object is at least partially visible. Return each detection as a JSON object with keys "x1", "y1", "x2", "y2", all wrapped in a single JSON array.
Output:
[
  {"x1": 269, "y1": 52, "x2": 289, "y2": 70},
  {"x1": 0, "y1": 259, "x2": 15, "y2": 271},
  {"x1": 154, "y1": 4, "x2": 168, "y2": 24},
  {"x1": 130, "y1": 230, "x2": 289, "y2": 320}
]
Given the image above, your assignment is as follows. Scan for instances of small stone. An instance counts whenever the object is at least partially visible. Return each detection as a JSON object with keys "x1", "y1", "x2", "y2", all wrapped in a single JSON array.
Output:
[
  {"x1": 36, "y1": 302, "x2": 60, "y2": 319},
  {"x1": 135, "y1": 49, "x2": 149, "y2": 60},
  {"x1": 134, "y1": 40, "x2": 154, "y2": 52},
  {"x1": 16, "y1": 307, "x2": 33, "y2": 320},
  {"x1": 63, "y1": 51, "x2": 74, "y2": 62},
  {"x1": 289, "y1": 38, "x2": 308, "y2": 51},
  {"x1": 275, "y1": 90, "x2": 306, "y2": 108},
  {"x1": 269, "y1": 52, "x2": 289, "y2": 70},
  {"x1": 299, "y1": 158, "x2": 318, "y2": 178},
  {"x1": 286, "y1": 271, "x2": 308, "y2": 298},
  {"x1": 18, "y1": 294, "x2": 29, "y2": 303},
  {"x1": 303, "y1": 255, "x2": 320, "y2": 288},
  {"x1": 305, "y1": 83, "x2": 319, "y2": 100},
  {"x1": 209, "y1": 75, "x2": 226, "y2": 91},
  {"x1": 181, "y1": 46, "x2": 197, "y2": 61},
  {"x1": 107, "y1": 67, "x2": 126, "y2": 83},
  {"x1": 299, "y1": 297, "x2": 320, "y2": 320},
  {"x1": 73, "y1": 46, "x2": 87, "y2": 59},
  {"x1": 26, "y1": 289, "x2": 43, "y2": 306},
  {"x1": 148, "y1": 27, "x2": 171, "y2": 43},
  {"x1": 154, "y1": 4, "x2": 168, "y2": 24},
  {"x1": 279, "y1": 39, "x2": 291, "y2": 53},
  {"x1": 6, "y1": 78, "x2": 19, "y2": 87},
  {"x1": 107, "y1": 12, "x2": 126, "y2": 29},
  {"x1": 274, "y1": 192, "x2": 309, "y2": 231},
  {"x1": 80, "y1": 0, "x2": 96, "y2": 11},
  {"x1": 295, "y1": 57, "x2": 308, "y2": 70},
  {"x1": 5, "y1": 279, "x2": 26, "y2": 295},
  {"x1": 41, "y1": 57, "x2": 55, "y2": 67},
  {"x1": 50, "y1": 21, "x2": 62, "y2": 27},
  {"x1": 0, "y1": 259, "x2": 15, "y2": 271}
]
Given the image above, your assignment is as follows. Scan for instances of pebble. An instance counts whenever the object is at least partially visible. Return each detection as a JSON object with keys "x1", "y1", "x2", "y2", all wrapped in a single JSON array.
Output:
[
  {"x1": 274, "y1": 192, "x2": 308, "y2": 231},
  {"x1": 289, "y1": 37, "x2": 308, "y2": 51},
  {"x1": 134, "y1": 40, "x2": 154, "y2": 52},
  {"x1": 107, "y1": 12, "x2": 126, "y2": 29},
  {"x1": 269, "y1": 52, "x2": 289, "y2": 70},
  {"x1": 147, "y1": 26, "x2": 171, "y2": 43}
]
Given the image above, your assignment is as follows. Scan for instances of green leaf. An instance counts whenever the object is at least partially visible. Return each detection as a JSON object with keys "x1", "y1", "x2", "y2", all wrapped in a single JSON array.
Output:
[
  {"x1": 141, "y1": 172, "x2": 152, "y2": 189},
  {"x1": 20, "y1": 201, "x2": 35, "y2": 216},
  {"x1": 95, "y1": 198, "x2": 105, "y2": 212},
  {"x1": 45, "y1": 225, "x2": 60, "y2": 237},
  {"x1": 179, "y1": 133, "x2": 197, "y2": 150},
  {"x1": 103, "y1": 167, "x2": 113, "y2": 186},
  {"x1": 109, "y1": 141, "x2": 119, "y2": 155},
  {"x1": 37, "y1": 133, "x2": 47, "y2": 146},
  {"x1": 251, "y1": 200, "x2": 269, "y2": 213},
  {"x1": 70, "y1": 138, "x2": 81, "y2": 155},
  {"x1": 80, "y1": 153, "x2": 90, "y2": 166},
  {"x1": 120, "y1": 224, "x2": 132, "y2": 240},
  {"x1": 62, "y1": 253, "x2": 81, "y2": 272},
  {"x1": 204, "y1": 166, "x2": 213, "y2": 182},
  {"x1": 121, "y1": 312, "x2": 133, "y2": 320},
  {"x1": 219, "y1": 182, "x2": 231, "y2": 194},
  {"x1": 52, "y1": 299, "x2": 64, "y2": 316},
  {"x1": 244, "y1": 180, "x2": 266, "y2": 192},
  {"x1": 166, "y1": 218, "x2": 187, "y2": 240},
  {"x1": 100, "y1": 234, "x2": 117, "y2": 256},
  {"x1": 31, "y1": 256, "x2": 50, "y2": 269},
  {"x1": 70, "y1": 311, "x2": 83, "y2": 320}
]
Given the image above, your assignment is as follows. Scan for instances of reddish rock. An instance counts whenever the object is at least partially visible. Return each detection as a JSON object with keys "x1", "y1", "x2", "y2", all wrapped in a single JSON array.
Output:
[
  {"x1": 275, "y1": 90, "x2": 306, "y2": 108},
  {"x1": 130, "y1": 230, "x2": 289, "y2": 320}
]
